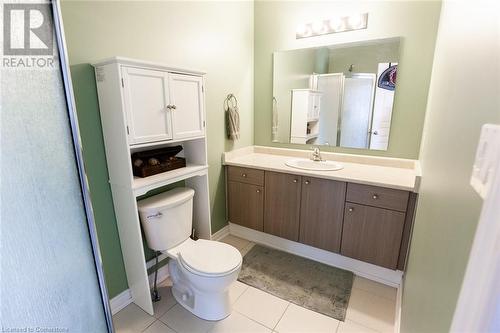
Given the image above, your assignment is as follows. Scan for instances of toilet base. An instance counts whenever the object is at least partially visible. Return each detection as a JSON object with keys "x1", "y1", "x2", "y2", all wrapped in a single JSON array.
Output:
[
  {"x1": 171, "y1": 284, "x2": 231, "y2": 321},
  {"x1": 168, "y1": 259, "x2": 235, "y2": 321}
]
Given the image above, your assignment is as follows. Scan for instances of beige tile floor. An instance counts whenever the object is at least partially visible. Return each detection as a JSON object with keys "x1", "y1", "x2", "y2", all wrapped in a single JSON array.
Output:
[{"x1": 113, "y1": 235, "x2": 397, "y2": 333}]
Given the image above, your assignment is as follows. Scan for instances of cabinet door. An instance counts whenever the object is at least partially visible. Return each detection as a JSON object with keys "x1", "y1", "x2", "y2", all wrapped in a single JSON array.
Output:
[
  {"x1": 169, "y1": 74, "x2": 205, "y2": 140},
  {"x1": 299, "y1": 178, "x2": 346, "y2": 253},
  {"x1": 341, "y1": 203, "x2": 405, "y2": 269},
  {"x1": 264, "y1": 172, "x2": 302, "y2": 241},
  {"x1": 228, "y1": 181, "x2": 263, "y2": 231},
  {"x1": 122, "y1": 67, "x2": 172, "y2": 144}
]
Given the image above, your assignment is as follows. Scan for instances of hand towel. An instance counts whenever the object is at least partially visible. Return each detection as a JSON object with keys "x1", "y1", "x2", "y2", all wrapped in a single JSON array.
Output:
[
  {"x1": 226, "y1": 102, "x2": 240, "y2": 140},
  {"x1": 272, "y1": 97, "x2": 279, "y2": 142}
]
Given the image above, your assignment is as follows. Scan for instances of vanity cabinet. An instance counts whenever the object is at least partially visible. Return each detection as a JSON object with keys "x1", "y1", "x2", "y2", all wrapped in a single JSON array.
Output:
[
  {"x1": 299, "y1": 177, "x2": 346, "y2": 253},
  {"x1": 340, "y1": 184, "x2": 411, "y2": 269},
  {"x1": 226, "y1": 165, "x2": 416, "y2": 271},
  {"x1": 264, "y1": 172, "x2": 302, "y2": 241},
  {"x1": 227, "y1": 167, "x2": 264, "y2": 231},
  {"x1": 121, "y1": 66, "x2": 204, "y2": 145},
  {"x1": 341, "y1": 203, "x2": 406, "y2": 269}
]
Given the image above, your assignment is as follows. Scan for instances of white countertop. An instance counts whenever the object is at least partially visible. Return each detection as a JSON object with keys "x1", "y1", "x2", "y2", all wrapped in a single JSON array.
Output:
[{"x1": 222, "y1": 146, "x2": 421, "y2": 192}]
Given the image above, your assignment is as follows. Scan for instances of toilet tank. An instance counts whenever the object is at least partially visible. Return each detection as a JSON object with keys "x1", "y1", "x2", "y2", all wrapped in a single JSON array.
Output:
[{"x1": 137, "y1": 187, "x2": 195, "y2": 251}]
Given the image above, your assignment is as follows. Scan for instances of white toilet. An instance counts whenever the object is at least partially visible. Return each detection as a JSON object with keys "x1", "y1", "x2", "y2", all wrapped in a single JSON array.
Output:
[{"x1": 137, "y1": 187, "x2": 242, "y2": 321}]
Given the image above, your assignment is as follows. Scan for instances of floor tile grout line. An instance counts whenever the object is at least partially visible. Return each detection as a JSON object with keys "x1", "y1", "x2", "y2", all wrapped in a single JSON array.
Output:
[
  {"x1": 272, "y1": 302, "x2": 291, "y2": 332},
  {"x1": 232, "y1": 284, "x2": 250, "y2": 305},
  {"x1": 154, "y1": 301, "x2": 178, "y2": 320},
  {"x1": 233, "y1": 308, "x2": 280, "y2": 332},
  {"x1": 162, "y1": 320, "x2": 181, "y2": 333},
  {"x1": 140, "y1": 318, "x2": 158, "y2": 332}
]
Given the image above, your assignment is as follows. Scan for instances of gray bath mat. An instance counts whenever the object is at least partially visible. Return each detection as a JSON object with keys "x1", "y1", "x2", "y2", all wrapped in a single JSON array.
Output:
[{"x1": 238, "y1": 245, "x2": 354, "y2": 321}]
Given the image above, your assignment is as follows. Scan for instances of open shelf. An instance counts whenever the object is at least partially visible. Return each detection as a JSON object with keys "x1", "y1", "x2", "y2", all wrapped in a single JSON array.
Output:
[
  {"x1": 132, "y1": 164, "x2": 209, "y2": 196},
  {"x1": 306, "y1": 133, "x2": 319, "y2": 140}
]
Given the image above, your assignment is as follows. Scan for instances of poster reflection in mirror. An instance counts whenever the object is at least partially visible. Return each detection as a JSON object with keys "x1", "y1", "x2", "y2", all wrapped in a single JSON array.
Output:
[{"x1": 272, "y1": 38, "x2": 400, "y2": 151}]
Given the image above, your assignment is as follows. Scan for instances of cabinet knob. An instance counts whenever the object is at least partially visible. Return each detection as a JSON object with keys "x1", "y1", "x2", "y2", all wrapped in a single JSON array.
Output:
[
  {"x1": 172, "y1": 105, "x2": 177, "y2": 110},
  {"x1": 348, "y1": 207, "x2": 354, "y2": 212},
  {"x1": 166, "y1": 105, "x2": 172, "y2": 110},
  {"x1": 293, "y1": 179, "x2": 298, "y2": 183},
  {"x1": 304, "y1": 180, "x2": 310, "y2": 185},
  {"x1": 372, "y1": 194, "x2": 379, "y2": 199},
  {"x1": 242, "y1": 173, "x2": 247, "y2": 177},
  {"x1": 256, "y1": 189, "x2": 261, "y2": 193}
]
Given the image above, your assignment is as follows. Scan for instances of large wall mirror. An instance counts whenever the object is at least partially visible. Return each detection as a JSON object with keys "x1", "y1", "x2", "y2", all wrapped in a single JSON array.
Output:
[{"x1": 272, "y1": 37, "x2": 400, "y2": 150}]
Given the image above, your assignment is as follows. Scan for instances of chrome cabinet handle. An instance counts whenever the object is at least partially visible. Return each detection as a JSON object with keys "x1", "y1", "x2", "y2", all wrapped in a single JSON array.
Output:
[
  {"x1": 304, "y1": 180, "x2": 310, "y2": 185},
  {"x1": 348, "y1": 207, "x2": 354, "y2": 212},
  {"x1": 372, "y1": 194, "x2": 379, "y2": 199}
]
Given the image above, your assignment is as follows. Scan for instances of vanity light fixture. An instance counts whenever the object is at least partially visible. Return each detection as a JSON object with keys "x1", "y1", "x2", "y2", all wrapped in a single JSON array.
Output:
[{"x1": 296, "y1": 13, "x2": 368, "y2": 39}]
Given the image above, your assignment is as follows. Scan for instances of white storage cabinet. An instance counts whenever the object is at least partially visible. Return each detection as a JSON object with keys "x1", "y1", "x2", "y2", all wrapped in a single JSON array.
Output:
[{"x1": 93, "y1": 57, "x2": 211, "y2": 316}]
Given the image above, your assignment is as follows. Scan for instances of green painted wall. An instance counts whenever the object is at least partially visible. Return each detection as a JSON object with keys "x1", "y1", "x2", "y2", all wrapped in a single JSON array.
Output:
[
  {"x1": 272, "y1": 48, "x2": 317, "y2": 142},
  {"x1": 70, "y1": 64, "x2": 128, "y2": 298},
  {"x1": 328, "y1": 41, "x2": 400, "y2": 75},
  {"x1": 62, "y1": 1, "x2": 254, "y2": 298},
  {"x1": 400, "y1": 2, "x2": 500, "y2": 332},
  {"x1": 255, "y1": 1, "x2": 441, "y2": 159}
]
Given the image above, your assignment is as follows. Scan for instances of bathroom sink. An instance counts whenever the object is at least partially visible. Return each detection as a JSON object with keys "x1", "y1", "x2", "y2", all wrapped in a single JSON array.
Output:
[{"x1": 285, "y1": 158, "x2": 343, "y2": 171}]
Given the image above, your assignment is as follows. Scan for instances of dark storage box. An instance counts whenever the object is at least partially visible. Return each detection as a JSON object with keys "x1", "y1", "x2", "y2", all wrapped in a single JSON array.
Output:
[{"x1": 131, "y1": 145, "x2": 186, "y2": 178}]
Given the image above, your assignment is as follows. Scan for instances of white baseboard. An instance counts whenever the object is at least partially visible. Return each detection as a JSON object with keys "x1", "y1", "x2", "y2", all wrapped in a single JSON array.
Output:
[
  {"x1": 110, "y1": 259, "x2": 170, "y2": 315},
  {"x1": 109, "y1": 288, "x2": 132, "y2": 315},
  {"x1": 229, "y1": 223, "x2": 403, "y2": 287},
  {"x1": 211, "y1": 225, "x2": 230, "y2": 241}
]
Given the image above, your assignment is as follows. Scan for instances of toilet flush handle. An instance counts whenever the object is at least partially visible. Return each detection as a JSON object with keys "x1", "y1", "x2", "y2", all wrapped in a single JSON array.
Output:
[{"x1": 146, "y1": 212, "x2": 163, "y2": 219}]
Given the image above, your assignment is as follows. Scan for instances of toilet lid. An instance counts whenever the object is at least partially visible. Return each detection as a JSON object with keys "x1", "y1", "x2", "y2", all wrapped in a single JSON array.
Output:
[{"x1": 178, "y1": 239, "x2": 242, "y2": 276}]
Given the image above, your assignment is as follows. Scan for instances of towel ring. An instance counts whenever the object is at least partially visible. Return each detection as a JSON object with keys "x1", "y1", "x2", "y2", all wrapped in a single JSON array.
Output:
[{"x1": 224, "y1": 93, "x2": 238, "y2": 111}]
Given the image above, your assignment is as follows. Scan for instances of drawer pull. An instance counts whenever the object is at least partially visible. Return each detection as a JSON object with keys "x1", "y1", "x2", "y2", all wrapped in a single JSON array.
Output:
[
  {"x1": 242, "y1": 173, "x2": 247, "y2": 177},
  {"x1": 372, "y1": 194, "x2": 379, "y2": 199},
  {"x1": 293, "y1": 179, "x2": 298, "y2": 183},
  {"x1": 256, "y1": 189, "x2": 261, "y2": 193},
  {"x1": 305, "y1": 180, "x2": 310, "y2": 185},
  {"x1": 348, "y1": 207, "x2": 354, "y2": 212}
]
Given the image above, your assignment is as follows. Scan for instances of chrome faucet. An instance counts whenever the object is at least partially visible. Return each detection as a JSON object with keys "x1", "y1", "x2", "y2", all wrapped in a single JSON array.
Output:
[{"x1": 311, "y1": 147, "x2": 323, "y2": 162}]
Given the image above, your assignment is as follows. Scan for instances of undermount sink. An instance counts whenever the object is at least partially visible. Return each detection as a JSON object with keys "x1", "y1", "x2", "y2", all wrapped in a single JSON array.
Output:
[{"x1": 285, "y1": 158, "x2": 344, "y2": 171}]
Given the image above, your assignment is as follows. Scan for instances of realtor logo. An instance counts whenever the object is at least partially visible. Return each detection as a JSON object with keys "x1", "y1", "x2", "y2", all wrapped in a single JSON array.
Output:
[{"x1": 3, "y1": 3, "x2": 53, "y2": 56}]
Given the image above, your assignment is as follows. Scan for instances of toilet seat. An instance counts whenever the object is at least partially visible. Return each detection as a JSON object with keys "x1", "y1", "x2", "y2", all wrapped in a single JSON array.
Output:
[{"x1": 167, "y1": 239, "x2": 242, "y2": 277}]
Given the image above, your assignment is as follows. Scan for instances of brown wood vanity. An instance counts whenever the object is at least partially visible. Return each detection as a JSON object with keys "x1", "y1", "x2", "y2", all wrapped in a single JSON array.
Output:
[{"x1": 226, "y1": 165, "x2": 417, "y2": 271}]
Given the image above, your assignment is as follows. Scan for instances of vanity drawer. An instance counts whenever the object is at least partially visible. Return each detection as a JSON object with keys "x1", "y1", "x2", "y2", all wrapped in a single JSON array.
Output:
[
  {"x1": 346, "y1": 183, "x2": 409, "y2": 212},
  {"x1": 227, "y1": 166, "x2": 264, "y2": 186}
]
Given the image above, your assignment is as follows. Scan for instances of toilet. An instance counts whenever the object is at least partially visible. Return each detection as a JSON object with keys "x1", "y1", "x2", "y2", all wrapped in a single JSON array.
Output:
[{"x1": 137, "y1": 187, "x2": 242, "y2": 321}]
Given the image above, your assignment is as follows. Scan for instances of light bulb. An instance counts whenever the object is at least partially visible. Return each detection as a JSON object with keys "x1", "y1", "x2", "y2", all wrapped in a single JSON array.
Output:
[
  {"x1": 328, "y1": 17, "x2": 342, "y2": 31},
  {"x1": 296, "y1": 24, "x2": 308, "y2": 37},
  {"x1": 311, "y1": 21, "x2": 325, "y2": 34},
  {"x1": 348, "y1": 14, "x2": 363, "y2": 29}
]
